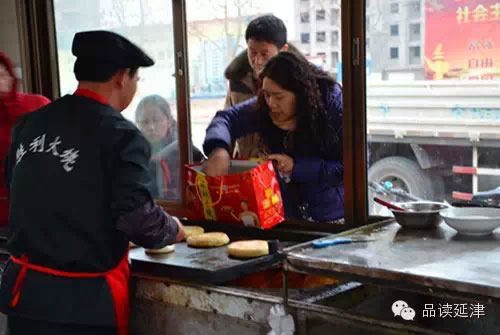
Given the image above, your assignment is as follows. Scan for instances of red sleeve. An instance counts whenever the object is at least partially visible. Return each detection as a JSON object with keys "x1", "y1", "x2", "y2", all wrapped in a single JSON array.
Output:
[{"x1": 17, "y1": 93, "x2": 51, "y2": 113}]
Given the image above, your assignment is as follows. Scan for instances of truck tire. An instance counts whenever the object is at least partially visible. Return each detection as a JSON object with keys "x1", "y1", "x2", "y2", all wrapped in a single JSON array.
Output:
[{"x1": 368, "y1": 157, "x2": 434, "y2": 214}]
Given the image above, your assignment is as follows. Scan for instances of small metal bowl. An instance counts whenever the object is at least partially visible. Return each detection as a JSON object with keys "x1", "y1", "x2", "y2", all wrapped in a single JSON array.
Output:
[{"x1": 391, "y1": 201, "x2": 449, "y2": 230}]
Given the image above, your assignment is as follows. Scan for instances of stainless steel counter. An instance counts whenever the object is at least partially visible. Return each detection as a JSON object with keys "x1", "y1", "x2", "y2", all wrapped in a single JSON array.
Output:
[{"x1": 285, "y1": 219, "x2": 500, "y2": 302}]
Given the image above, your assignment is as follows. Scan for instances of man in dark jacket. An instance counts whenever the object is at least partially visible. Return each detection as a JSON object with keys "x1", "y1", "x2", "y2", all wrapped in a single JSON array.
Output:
[
  {"x1": 0, "y1": 30, "x2": 184, "y2": 335},
  {"x1": 223, "y1": 15, "x2": 307, "y2": 158}
]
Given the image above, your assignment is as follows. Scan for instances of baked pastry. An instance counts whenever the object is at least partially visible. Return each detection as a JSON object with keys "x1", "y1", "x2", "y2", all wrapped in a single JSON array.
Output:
[
  {"x1": 183, "y1": 226, "x2": 205, "y2": 240},
  {"x1": 187, "y1": 232, "x2": 230, "y2": 247},
  {"x1": 227, "y1": 240, "x2": 269, "y2": 258}
]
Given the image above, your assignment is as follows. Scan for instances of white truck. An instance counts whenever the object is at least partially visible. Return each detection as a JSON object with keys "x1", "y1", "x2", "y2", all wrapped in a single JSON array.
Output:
[{"x1": 367, "y1": 80, "x2": 500, "y2": 211}]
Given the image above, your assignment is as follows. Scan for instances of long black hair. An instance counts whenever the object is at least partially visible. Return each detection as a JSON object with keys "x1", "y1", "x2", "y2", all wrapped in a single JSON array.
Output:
[{"x1": 255, "y1": 51, "x2": 340, "y2": 157}]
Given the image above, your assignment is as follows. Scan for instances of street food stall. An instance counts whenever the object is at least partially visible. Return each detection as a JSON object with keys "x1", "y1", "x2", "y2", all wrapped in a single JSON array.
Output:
[{"x1": 129, "y1": 217, "x2": 500, "y2": 335}]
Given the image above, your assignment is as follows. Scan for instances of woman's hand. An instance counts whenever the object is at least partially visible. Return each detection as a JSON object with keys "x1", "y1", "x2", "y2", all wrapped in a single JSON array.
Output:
[
  {"x1": 203, "y1": 148, "x2": 231, "y2": 176},
  {"x1": 267, "y1": 154, "x2": 294, "y2": 174}
]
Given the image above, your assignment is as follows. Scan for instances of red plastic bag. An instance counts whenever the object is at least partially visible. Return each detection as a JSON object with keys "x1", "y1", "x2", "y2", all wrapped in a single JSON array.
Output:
[{"x1": 185, "y1": 160, "x2": 284, "y2": 229}]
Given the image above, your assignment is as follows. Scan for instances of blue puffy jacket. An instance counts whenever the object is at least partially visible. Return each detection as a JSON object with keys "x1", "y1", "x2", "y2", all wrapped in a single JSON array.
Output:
[{"x1": 203, "y1": 80, "x2": 343, "y2": 222}]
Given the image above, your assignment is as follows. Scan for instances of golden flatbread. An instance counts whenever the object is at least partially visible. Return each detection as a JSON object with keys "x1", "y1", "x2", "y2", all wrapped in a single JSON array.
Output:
[
  {"x1": 145, "y1": 245, "x2": 175, "y2": 254},
  {"x1": 227, "y1": 240, "x2": 269, "y2": 259},
  {"x1": 187, "y1": 232, "x2": 230, "y2": 248},
  {"x1": 183, "y1": 226, "x2": 205, "y2": 240}
]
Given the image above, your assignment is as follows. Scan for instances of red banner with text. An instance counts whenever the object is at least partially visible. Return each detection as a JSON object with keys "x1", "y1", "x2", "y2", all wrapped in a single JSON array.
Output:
[{"x1": 425, "y1": 0, "x2": 500, "y2": 80}]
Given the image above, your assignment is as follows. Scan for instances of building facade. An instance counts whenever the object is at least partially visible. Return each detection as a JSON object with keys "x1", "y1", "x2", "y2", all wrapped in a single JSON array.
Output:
[
  {"x1": 293, "y1": 0, "x2": 342, "y2": 78},
  {"x1": 294, "y1": 0, "x2": 426, "y2": 81},
  {"x1": 366, "y1": 0, "x2": 425, "y2": 80}
]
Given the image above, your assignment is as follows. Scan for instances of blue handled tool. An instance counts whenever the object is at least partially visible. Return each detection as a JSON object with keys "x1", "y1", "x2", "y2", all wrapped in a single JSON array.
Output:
[{"x1": 312, "y1": 237, "x2": 375, "y2": 248}]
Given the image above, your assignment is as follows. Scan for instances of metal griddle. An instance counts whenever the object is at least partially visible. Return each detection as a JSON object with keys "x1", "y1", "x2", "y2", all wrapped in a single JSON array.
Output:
[
  {"x1": 129, "y1": 218, "x2": 341, "y2": 284},
  {"x1": 130, "y1": 241, "x2": 286, "y2": 284}
]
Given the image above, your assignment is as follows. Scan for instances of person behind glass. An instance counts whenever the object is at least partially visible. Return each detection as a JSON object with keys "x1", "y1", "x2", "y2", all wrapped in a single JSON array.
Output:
[
  {"x1": 223, "y1": 14, "x2": 307, "y2": 158},
  {"x1": 0, "y1": 52, "x2": 50, "y2": 229},
  {"x1": 0, "y1": 31, "x2": 184, "y2": 335},
  {"x1": 204, "y1": 52, "x2": 344, "y2": 222},
  {"x1": 136, "y1": 94, "x2": 204, "y2": 200}
]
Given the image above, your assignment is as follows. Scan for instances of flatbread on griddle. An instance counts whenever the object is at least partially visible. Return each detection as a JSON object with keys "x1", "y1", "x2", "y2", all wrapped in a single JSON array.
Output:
[
  {"x1": 145, "y1": 244, "x2": 175, "y2": 254},
  {"x1": 227, "y1": 240, "x2": 269, "y2": 259},
  {"x1": 187, "y1": 232, "x2": 230, "y2": 248},
  {"x1": 182, "y1": 226, "x2": 205, "y2": 240}
]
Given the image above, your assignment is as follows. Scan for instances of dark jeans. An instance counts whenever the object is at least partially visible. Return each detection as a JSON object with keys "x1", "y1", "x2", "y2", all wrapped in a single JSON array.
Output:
[{"x1": 8, "y1": 316, "x2": 117, "y2": 335}]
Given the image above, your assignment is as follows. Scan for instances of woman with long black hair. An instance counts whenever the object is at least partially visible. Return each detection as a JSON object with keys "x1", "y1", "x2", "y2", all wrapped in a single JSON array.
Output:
[{"x1": 203, "y1": 51, "x2": 343, "y2": 222}]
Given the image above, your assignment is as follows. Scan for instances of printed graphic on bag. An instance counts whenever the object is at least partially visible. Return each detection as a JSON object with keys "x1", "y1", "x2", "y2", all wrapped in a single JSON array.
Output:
[{"x1": 185, "y1": 160, "x2": 285, "y2": 229}]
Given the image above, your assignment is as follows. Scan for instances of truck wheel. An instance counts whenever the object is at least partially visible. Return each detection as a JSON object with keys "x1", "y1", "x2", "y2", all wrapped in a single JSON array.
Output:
[{"x1": 368, "y1": 157, "x2": 433, "y2": 215}]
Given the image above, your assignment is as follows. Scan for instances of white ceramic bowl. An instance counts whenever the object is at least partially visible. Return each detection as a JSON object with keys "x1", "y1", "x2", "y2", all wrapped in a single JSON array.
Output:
[{"x1": 440, "y1": 207, "x2": 500, "y2": 236}]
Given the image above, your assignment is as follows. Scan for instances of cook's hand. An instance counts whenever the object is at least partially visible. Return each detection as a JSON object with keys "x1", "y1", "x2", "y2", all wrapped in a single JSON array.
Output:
[
  {"x1": 173, "y1": 217, "x2": 185, "y2": 242},
  {"x1": 203, "y1": 148, "x2": 230, "y2": 176},
  {"x1": 267, "y1": 154, "x2": 294, "y2": 174}
]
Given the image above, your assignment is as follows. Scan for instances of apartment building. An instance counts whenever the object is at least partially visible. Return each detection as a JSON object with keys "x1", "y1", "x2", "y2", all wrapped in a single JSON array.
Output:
[
  {"x1": 366, "y1": 0, "x2": 425, "y2": 80},
  {"x1": 294, "y1": 0, "x2": 341, "y2": 77},
  {"x1": 294, "y1": 0, "x2": 425, "y2": 80}
]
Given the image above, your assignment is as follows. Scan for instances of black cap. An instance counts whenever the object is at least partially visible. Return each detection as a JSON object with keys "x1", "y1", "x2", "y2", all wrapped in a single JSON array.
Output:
[{"x1": 72, "y1": 30, "x2": 154, "y2": 68}]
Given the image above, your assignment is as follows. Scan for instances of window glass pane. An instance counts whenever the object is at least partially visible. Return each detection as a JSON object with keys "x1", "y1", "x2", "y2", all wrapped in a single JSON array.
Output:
[
  {"x1": 301, "y1": 33, "x2": 310, "y2": 43},
  {"x1": 409, "y1": 46, "x2": 420, "y2": 64},
  {"x1": 54, "y1": 0, "x2": 182, "y2": 201},
  {"x1": 186, "y1": 0, "x2": 344, "y2": 222},
  {"x1": 409, "y1": 1, "x2": 421, "y2": 18},
  {"x1": 390, "y1": 24, "x2": 399, "y2": 36},
  {"x1": 331, "y1": 31, "x2": 339, "y2": 47},
  {"x1": 330, "y1": 8, "x2": 339, "y2": 25},
  {"x1": 409, "y1": 23, "x2": 420, "y2": 41},
  {"x1": 300, "y1": 12, "x2": 310, "y2": 23},
  {"x1": 0, "y1": 0, "x2": 26, "y2": 92},
  {"x1": 367, "y1": 0, "x2": 500, "y2": 216},
  {"x1": 316, "y1": 10, "x2": 326, "y2": 21},
  {"x1": 390, "y1": 47, "x2": 399, "y2": 59},
  {"x1": 317, "y1": 31, "x2": 326, "y2": 42},
  {"x1": 390, "y1": 3, "x2": 399, "y2": 14}
]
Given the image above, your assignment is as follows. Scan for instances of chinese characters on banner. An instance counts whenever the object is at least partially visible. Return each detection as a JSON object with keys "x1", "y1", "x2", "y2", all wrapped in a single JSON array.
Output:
[
  {"x1": 425, "y1": 0, "x2": 500, "y2": 80},
  {"x1": 16, "y1": 134, "x2": 79, "y2": 172}
]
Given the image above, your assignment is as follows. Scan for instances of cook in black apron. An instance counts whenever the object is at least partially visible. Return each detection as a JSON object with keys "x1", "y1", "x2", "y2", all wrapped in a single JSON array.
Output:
[{"x1": 0, "y1": 30, "x2": 184, "y2": 335}]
